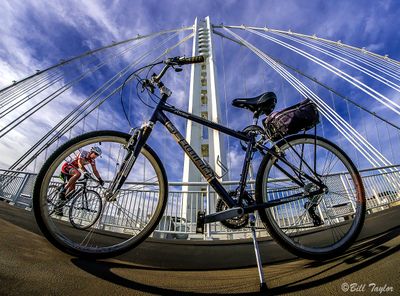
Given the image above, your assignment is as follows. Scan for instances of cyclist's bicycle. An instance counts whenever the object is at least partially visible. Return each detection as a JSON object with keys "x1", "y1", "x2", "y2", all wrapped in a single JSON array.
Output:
[
  {"x1": 47, "y1": 173, "x2": 102, "y2": 230},
  {"x1": 33, "y1": 56, "x2": 366, "y2": 264}
]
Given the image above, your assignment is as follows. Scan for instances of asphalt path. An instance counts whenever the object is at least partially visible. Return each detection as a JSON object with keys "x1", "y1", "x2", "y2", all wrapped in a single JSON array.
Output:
[{"x1": 0, "y1": 202, "x2": 399, "y2": 295}]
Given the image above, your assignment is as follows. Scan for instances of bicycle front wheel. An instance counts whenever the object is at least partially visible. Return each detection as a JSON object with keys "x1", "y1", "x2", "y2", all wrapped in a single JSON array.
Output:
[
  {"x1": 255, "y1": 134, "x2": 365, "y2": 260},
  {"x1": 69, "y1": 190, "x2": 102, "y2": 230},
  {"x1": 33, "y1": 130, "x2": 168, "y2": 258}
]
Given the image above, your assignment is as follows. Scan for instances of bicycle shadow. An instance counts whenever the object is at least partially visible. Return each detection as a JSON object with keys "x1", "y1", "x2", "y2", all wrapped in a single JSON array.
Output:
[{"x1": 70, "y1": 226, "x2": 399, "y2": 295}]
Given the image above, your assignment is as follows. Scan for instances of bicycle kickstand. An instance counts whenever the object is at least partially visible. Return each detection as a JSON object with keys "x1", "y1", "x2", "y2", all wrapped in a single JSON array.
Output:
[{"x1": 249, "y1": 213, "x2": 268, "y2": 292}]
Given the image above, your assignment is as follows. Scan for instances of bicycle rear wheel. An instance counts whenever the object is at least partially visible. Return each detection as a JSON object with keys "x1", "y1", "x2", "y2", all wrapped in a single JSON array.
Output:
[
  {"x1": 33, "y1": 130, "x2": 168, "y2": 258},
  {"x1": 256, "y1": 134, "x2": 365, "y2": 260},
  {"x1": 69, "y1": 190, "x2": 102, "y2": 230}
]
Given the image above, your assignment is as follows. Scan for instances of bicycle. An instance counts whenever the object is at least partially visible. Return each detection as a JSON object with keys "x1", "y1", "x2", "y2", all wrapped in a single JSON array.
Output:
[
  {"x1": 46, "y1": 173, "x2": 103, "y2": 230},
  {"x1": 33, "y1": 56, "x2": 366, "y2": 265}
]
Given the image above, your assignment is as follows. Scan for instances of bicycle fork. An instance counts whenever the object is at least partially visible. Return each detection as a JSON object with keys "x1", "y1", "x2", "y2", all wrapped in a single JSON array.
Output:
[{"x1": 105, "y1": 123, "x2": 154, "y2": 201}]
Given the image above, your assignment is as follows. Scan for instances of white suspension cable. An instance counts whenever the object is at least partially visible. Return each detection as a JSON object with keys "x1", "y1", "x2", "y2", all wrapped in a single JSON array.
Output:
[
  {"x1": 0, "y1": 73, "x2": 65, "y2": 118},
  {"x1": 216, "y1": 28, "x2": 400, "y2": 134},
  {"x1": 244, "y1": 27, "x2": 400, "y2": 117},
  {"x1": 0, "y1": 31, "x2": 173, "y2": 139},
  {"x1": 239, "y1": 27, "x2": 400, "y2": 174},
  {"x1": 15, "y1": 32, "x2": 194, "y2": 170},
  {"x1": 219, "y1": 36, "x2": 232, "y2": 180},
  {"x1": 0, "y1": 70, "x2": 62, "y2": 106},
  {"x1": 309, "y1": 35, "x2": 400, "y2": 72},
  {"x1": 10, "y1": 31, "x2": 183, "y2": 170},
  {"x1": 302, "y1": 35, "x2": 400, "y2": 80},
  {"x1": 258, "y1": 27, "x2": 400, "y2": 74},
  {"x1": 0, "y1": 26, "x2": 193, "y2": 95},
  {"x1": 0, "y1": 70, "x2": 55, "y2": 101},
  {"x1": 222, "y1": 27, "x2": 380, "y2": 167},
  {"x1": 218, "y1": 25, "x2": 400, "y2": 71},
  {"x1": 250, "y1": 40, "x2": 396, "y2": 168},
  {"x1": 0, "y1": 36, "x2": 151, "y2": 118},
  {"x1": 269, "y1": 31, "x2": 400, "y2": 91},
  {"x1": 222, "y1": 26, "x2": 392, "y2": 170}
]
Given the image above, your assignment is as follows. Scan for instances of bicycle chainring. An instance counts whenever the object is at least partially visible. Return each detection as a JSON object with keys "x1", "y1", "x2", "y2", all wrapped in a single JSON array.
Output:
[{"x1": 215, "y1": 191, "x2": 250, "y2": 230}]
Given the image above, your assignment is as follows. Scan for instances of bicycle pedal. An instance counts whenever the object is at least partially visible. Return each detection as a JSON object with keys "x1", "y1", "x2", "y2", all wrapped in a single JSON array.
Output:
[{"x1": 196, "y1": 211, "x2": 205, "y2": 234}]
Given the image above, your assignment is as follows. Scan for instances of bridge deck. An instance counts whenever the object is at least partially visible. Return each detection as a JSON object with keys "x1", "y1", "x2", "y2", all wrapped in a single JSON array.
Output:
[{"x1": 0, "y1": 202, "x2": 399, "y2": 295}]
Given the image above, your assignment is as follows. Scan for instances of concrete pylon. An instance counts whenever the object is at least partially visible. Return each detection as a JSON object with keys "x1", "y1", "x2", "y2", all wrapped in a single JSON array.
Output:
[{"x1": 182, "y1": 17, "x2": 227, "y2": 224}]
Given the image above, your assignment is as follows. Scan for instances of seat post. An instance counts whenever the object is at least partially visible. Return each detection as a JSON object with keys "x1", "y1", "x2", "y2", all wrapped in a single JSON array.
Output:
[{"x1": 253, "y1": 114, "x2": 259, "y2": 125}]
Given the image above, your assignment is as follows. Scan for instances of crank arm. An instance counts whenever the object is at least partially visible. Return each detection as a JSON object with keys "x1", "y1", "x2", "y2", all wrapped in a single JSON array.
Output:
[{"x1": 204, "y1": 207, "x2": 244, "y2": 224}]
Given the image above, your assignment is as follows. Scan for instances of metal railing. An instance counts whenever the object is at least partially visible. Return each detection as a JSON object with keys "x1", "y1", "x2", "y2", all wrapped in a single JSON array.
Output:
[
  {"x1": 1, "y1": 165, "x2": 400, "y2": 240},
  {"x1": 0, "y1": 169, "x2": 37, "y2": 209}
]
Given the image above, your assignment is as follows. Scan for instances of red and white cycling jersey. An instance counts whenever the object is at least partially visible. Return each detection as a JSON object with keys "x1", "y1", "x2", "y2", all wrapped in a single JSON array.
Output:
[{"x1": 61, "y1": 150, "x2": 95, "y2": 175}]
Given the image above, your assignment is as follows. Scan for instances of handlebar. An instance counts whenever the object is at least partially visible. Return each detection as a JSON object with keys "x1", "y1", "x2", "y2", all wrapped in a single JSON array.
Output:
[
  {"x1": 81, "y1": 172, "x2": 104, "y2": 187},
  {"x1": 157, "y1": 55, "x2": 205, "y2": 81},
  {"x1": 142, "y1": 55, "x2": 206, "y2": 95},
  {"x1": 165, "y1": 55, "x2": 205, "y2": 65}
]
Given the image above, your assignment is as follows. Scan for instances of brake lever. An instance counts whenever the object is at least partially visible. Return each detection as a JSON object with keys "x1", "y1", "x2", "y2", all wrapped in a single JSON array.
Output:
[
  {"x1": 172, "y1": 65, "x2": 183, "y2": 72},
  {"x1": 165, "y1": 57, "x2": 180, "y2": 65}
]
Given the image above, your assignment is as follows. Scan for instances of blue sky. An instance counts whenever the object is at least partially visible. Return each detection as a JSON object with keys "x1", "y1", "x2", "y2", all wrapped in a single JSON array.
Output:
[{"x1": 1, "y1": 0, "x2": 400, "y2": 181}]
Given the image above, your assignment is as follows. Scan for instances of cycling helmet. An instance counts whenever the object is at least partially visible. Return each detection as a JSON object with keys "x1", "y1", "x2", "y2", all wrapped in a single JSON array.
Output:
[{"x1": 90, "y1": 146, "x2": 102, "y2": 156}]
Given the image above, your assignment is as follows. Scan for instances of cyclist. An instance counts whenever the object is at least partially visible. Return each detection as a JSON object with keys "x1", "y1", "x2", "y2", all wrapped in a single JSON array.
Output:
[{"x1": 55, "y1": 146, "x2": 104, "y2": 215}]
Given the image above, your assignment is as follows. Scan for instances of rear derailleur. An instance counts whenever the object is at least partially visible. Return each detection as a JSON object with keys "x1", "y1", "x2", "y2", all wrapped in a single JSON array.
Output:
[{"x1": 304, "y1": 201, "x2": 324, "y2": 227}]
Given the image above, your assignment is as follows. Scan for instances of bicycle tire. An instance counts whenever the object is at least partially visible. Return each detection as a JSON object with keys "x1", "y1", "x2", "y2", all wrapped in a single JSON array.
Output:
[
  {"x1": 69, "y1": 189, "x2": 102, "y2": 230},
  {"x1": 33, "y1": 130, "x2": 168, "y2": 258},
  {"x1": 255, "y1": 134, "x2": 365, "y2": 260}
]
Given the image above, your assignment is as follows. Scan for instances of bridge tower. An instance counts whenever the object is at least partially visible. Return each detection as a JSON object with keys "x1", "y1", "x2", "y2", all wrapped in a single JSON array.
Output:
[{"x1": 182, "y1": 17, "x2": 227, "y2": 223}]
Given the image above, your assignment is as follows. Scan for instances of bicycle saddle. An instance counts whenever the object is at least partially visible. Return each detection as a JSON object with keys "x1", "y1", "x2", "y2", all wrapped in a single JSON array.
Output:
[{"x1": 232, "y1": 92, "x2": 277, "y2": 116}]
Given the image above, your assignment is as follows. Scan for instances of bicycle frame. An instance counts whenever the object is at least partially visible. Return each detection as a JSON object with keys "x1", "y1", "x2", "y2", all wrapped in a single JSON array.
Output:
[
  {"x1": 58, "y1": 179, "x2": 89, "y2": 203},
  {"x1": 33, "y1": 57, "x2": 365, "y2": 277},
  {"x1": 109, "y1": 93, "x2": 325, "y2": 216}
]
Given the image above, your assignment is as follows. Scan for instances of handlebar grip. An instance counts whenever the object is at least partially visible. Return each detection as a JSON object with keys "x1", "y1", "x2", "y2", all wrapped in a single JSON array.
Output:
[{"x1": 178, "y1": 56, "x2": 205, "y2": 65}]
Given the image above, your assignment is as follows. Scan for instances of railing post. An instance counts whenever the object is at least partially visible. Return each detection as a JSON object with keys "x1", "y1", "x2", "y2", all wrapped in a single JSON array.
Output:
[
  {"x1": 316, "y1": 203, "x2": 326, "y2": 223},
  {"x1": 205, "y1": 184, "x2": 213, "y2": 240}
]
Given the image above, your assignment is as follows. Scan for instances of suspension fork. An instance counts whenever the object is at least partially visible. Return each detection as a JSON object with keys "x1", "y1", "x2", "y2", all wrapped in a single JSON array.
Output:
[
  {"x1": 105, "y1": 94, "x2": 167, "y2": 200},
  {"x1": 105, "y1": 122, "x2": 154, "y2": 199}
]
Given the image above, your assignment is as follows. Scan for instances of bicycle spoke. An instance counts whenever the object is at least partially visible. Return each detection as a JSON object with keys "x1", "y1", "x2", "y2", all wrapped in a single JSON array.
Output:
[
  {"x1": 112, "y1": 201, "x2": 146, "y2": 228},
  {"x1": 323, "y1": 154, "x2": 341, "y2": 177}
]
